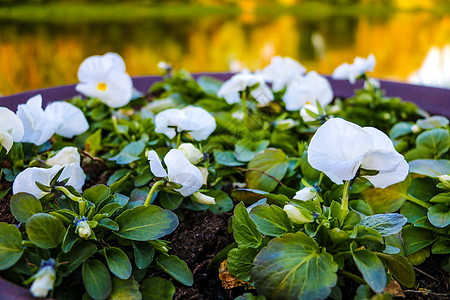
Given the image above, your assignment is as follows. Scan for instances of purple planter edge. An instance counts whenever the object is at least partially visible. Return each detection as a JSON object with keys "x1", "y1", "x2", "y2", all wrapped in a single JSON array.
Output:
[
  {"x1": 0, "y1": 72, "x2": 449, "y2": 299},
  {"x1": 0, "y1": 73, "x2": 449, "y2": 117}
]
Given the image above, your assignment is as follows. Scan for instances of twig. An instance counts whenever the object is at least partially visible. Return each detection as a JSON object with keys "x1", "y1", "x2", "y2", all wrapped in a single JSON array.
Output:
[
  {"x1": 414, "y1": 266, "x2": 439, "y2": 282},
  {"x1": 80, "y1": 150, "x2": 111, "y2": 173},
  {"x1": 234, "y1": 167, "x2": 285, "y2": 186},
  {"x1": 403, "y1": 290, "x2": 450, "y2": 297}
]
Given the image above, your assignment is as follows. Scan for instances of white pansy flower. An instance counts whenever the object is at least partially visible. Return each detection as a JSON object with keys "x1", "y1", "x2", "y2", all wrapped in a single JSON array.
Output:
[
  {"x1": 13, "y1": 165, "x2": 74, "y2": 199},
  {"x1": 17, "y1": 95, "x2": 58, "y2": 146},
  {"x1": 307, "y1": 118, "x2": 409, "y2": 188},
  {"x1": 46, "y1": 147, "x2": 86, "y2": 192},
  {"x1": 262, "y1": 56, "x2": 306, "y2": 91},
  {"x1": 75, "y1": 217, "x2": 91, "y2": 239},
  {"x1": 192, "y1": 192, "x2": 216, "y2": 205},
  {"x1": 76, "y1": 52, "x2": 133, "y2": 108},
  {"x1": 283, "y1": 71, "x2": 333, "y2": 111},
  {"x1": 332, "y1": 54, "x2": 376, "y2": 84},
  {"x1": 16, "y1": 95, "x2": 89, "y2": 145},
  {"x1": 178, "y1": 143, "x2": 204, "y2": 164},
  {"x1": 283, "y1": 204, "x2": 312, "y2": 224},
  {"x1": 44, "y1": 101, "x2": 89, "y2": 138},
  {"x1": 0, "y1": 107, "x2": 24, "y2": 153},
  {"x1": 30, "y1": 259, "x2": 56, "y2": 298},
  {"x1": 154, "y1": 106, "x2": 216, "y2": 141},
  {"x1": 217, "y1": 69, "x2": 274, "y2": 105},
  {"x1": 293, "y1": 187, "x2": 317, "y2": 201},
  {"x1": 148, "y1": 149, "x2": 203, "y2": 196}
]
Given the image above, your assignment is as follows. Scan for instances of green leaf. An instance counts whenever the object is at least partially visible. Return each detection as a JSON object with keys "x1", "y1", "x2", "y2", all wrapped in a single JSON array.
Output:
[
  {"x1": 407, "y1": 247, "x2": 430, "y2": 265},
  {"x1": 58, "y1": 242, "x2": 97, "y2": 277},
  {"x1": 197, "y1": 75, "x2": 223, "y2": 95},
  {"x1": 400, "y1": 201, "x2": 427, "y2": 224},
  {"x1": 428, "y1": 204, "x2": 450, "y2": 228},
  {"x1": 99, "y1": 203, "x2": 122, "y2": 216},
  {"x1": 213, "y1": 150, "x2": 244, "y2": 166},
  {"x1": 352, "y1": 250, "x2": 386, "y2": 293},
  {"x1": 361, "y1": 177, "x2": 410, "y2": 213},
  {"x1": 0, "y1": 223, "x2": 24, "y2": 270},
  {"x1": 376, "y1": 253, "x2": 415, "y2": 288},
  {"x1": 227, "y1": 246, "x2": 258, "y2": 282},
  {"x1": 156, "y1": 255, "x2": 193, "y2": 286},
  {"x1": 409, "y1": 159, "x2": 450, "y2": 177},
  {"x1": 159, "y1": 191, "x2": 183, "y2": 210},
  {"x1": 132, "y1": 241, "x2": 155, "y2": 269},
  {"x1": 109, "y1": 276, "x2": 142, "y2": 300},
  {"x1": 115, "y1": 205, "x2": 178, "y2": 241},
  {"x1": 103, "y1": 247, "x2": 132, "y2": 280},
  {"x1": 10, "y1": 192, "x2": 42, "y2": 222},
  {"x1": 232, "y1": 202, "x2": 262, "y2": 248},
  {"x1": 234, "y1": 293, "x2": 266, "y2": 300},
  {"x1": 300, "y1": 151, "x2": 320, "y2": 180},
  {"x1": 402, "y1": 225, "x2": 436, "y2": 256},
  {"x1": 430, "y1": 193, "x2": 450, "y2": 203},
  {"x1": 109, "y1": 141, "x2": 146, "y2": 164},
  {"x1": 141, "y1": 277, "x2": 175, "y2": 300},
  {"x1": 83, "y1": 185, "x2": 110, "y2": 206},
  {"x1": 98, "y1": 218, "x2": 119, "y2": 231},
  {"x1": 235, "y1": 140, "x2": 269, "y2": 162},
  {"x1": 85, "y1": 129, "x2": 102, "y2": 157},
  {"x1": 389, "y1": 122, "x2": 413, "y2": 139},
  {"x1": 26, "y1": 213, "x2": 66, "y2": 249},
  {"x1": 83, "y1": 259, "x2": 112, "y2": 300},
  {"x1": 415, "y1": 128, "x2": 450, "y2": 158},
  {"x1": 134, "y1": 166, "x2": 153, "y2": 187},
  {"x1": 431, "y1": 238, "x2": 450, "y2": 254},
  {"x1": 246, "y1": 149, "x2": 289, "y2": 192},
  {"x1": 359, "y1": 213, "x2": 407, "y2": 237},
  {"x1": 251, "y1": 232, "x2": 338, "y2": 300},
  {"x1": 249, "y1": 204, "x2": 293, "y2": 237},
  {"x1": 62, "y1": 225, "x2": 80, "y2": 253},
  {"x1": 207, "y1": 190, "x2": 234, "y2": 214}
]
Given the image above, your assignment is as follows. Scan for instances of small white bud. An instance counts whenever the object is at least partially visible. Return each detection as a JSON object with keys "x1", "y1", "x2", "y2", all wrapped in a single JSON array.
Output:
[
  {"x1": 283, "y1": 204, "x2": 312, "y2": 224},
  {"x1": 411, "y1": 124, "x2": 421, "y2": 133},
  {"x1": 76, "y1": 218, "x2": 91, "y2": 239},
  {"x1": 439, "y1": 174, "x2": 450, "y2": 189},
  {"x1": 178, "y1": 143, "x2": 204, "y2": 165},
  {"x1": 274, "y1": 119, "x2": 299, "y2": 130},
  {"x1": 192, "y1": 192, "x2": 216, "y2": 205},
  {"x1": 30, "y1": 260, "x2": 56, "y2": 298},
  {"x1": 293, "y1": 187, "x2": 317, "y2": 201},
  {"x1": 198, "y1": 167, "x2": 208, "y2": 185}
]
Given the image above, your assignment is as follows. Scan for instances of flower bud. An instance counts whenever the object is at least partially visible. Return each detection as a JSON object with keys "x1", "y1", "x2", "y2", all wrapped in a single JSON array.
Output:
[
  {"x1": 439, "y1": 174, "x2": 450, "y2": 189},
  {"x1": 300, "y1": 104, "x2": 320, "y2": 122},
  {"x1": 411, "y1": 124, "x2": 421, "y2": 133},
  {"x1": 75, "y1": 217, "x2": 91, "y2": 239},
  {"x1": 283, "y1": 204, "x2": 312, "y2": 224},
  {"x1": 364, "y1": 78, "x2": 380, "y2": 89},
  {"x1": 293, "y1": 187, "x2": 317, "y2": 201},
  {"x1": 273, "y1": 119, "x2": 299, "y2": 130},
  {"x1": 178, "y1": 143, "x2": 204, "y2": 164},
  {"x1": 192, "y1": 192, "x2": 216, "y2": 205},
  {"x1": 198, "y1": 167, "x2": 208, "y2": 185},
  {"x1": 30, "y1": 259, "x2": 56, "y2": 298}
]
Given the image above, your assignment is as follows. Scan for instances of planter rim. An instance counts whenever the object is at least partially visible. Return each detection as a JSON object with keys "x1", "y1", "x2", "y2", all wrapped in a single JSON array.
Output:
[{"x1": 0, "y1": 72, "x2": 449, "y2": 117}]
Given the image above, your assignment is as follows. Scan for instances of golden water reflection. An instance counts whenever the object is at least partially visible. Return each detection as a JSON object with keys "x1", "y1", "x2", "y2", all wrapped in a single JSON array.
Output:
[{"x1": 0, "y1": 11, "x2": 449, "y2": 95}]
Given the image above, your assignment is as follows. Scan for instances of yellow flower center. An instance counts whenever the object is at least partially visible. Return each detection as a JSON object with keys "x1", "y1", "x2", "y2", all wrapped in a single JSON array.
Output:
[{"x1": 97, "y1": 82, "x2": 107, "y2": 91}]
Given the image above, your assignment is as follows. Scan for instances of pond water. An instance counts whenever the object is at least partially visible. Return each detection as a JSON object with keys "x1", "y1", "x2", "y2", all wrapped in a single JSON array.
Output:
[{"x1": 0, "y1": 10, "x2": 449, "y2": 95}]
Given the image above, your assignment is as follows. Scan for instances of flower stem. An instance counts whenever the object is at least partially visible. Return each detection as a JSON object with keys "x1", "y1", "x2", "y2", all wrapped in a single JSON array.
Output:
[
  {"x1": 241, "y1": 89, "x2": 248, "y2": 122},
  {"x1": 144, "y1": 180, "x2": 165, "y2": 206},
  {"x1": 339, "y1": 270, "x2": 365, "y2": 285},
  {"x1": 405, "y1": 194, "x2": 432, "y2": 209},
  {"x1": 176, "y1": 131, "x2": 181, "y2": 148},
  {"x1": 340, "y1": 180, "x2": 351, "y2": 223}
]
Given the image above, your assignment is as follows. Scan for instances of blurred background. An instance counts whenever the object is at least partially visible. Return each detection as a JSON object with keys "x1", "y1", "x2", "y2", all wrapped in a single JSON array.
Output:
[{"x1": 0, "y1": 0, "x2": 449, "y2": 95}]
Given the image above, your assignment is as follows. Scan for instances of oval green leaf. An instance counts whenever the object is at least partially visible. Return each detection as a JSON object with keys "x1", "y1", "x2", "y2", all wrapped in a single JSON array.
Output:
[
  {"x1": 103, "y1": 247, "x2": 132, "y2": 280},
  {"x1": 251, "y1": 232, "x2": 338, "y2": 300},
  {"x1": 82, "y1": 259, "x2": 112, "y2": 300},
  {"x1": 26, "y1": 213, "x2": 65, "y2": 249},
  {"x1": 156, "y1": 255, "x2": 193, "y2": 286},
  {"x1": 0, "y1": 223, "x2": 24, "y2": 270},
  {"x1": 428, "y1": 204, "x2": 450, "y2": 228},
  {"x1": 249, "y1": 204, "x2": 293, "y2": 237},
  {"x1": 10, "y1": 192, "x2": 42, "y2": 222},
  {"x1": 409, "y1": 159, "x2": 450, "y2": 177},
  {"x1": 352, "y1": 250, "x2": 386, "y2": 293},
  {"x1": 246, "y1": 149, "x2": 289, "y2": 192},
  {"x1": 114, "y1": 205, "x2": 179, "y2": 241},
  {"x1": 141, "y1": 277, "x2": 175, "y2": 300}
]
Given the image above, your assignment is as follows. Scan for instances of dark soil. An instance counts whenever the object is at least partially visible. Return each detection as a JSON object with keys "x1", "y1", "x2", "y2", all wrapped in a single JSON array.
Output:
[
  {"x1": 81, "y1": 159, "x2": 110, "y2": 189},
  {"x1": 164, "y1": 209, "x2": 249, "y2": 300}
]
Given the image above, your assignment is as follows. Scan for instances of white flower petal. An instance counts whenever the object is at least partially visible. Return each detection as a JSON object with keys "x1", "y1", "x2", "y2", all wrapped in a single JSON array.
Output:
[
  {"x1": 364, "y1": 159, "x2": 409, "y2": 189},
  {"x1": 77, "y1": 52, "x2": 126, "y2": 83},
  {"x1": 44, "y1": 101, "x2": 89, "y2": 138},
  {"x1": 13, "y1": 165, "x2": 72, "y2": 199},
  {"x1": 293, "y1": 187, "x2": 317, "y2": 201},
  {"x1": 30, "y1": 266, "x2": 55, "y2": 298},
  {"x1": 182, "y1": 107, "x2": 216, "y2": 141},
  {"x1": 147, "y1": 150, "x2": 168, "y2": 178},
  {"x1": 17, "y1": 95, "x2": 58, "y2": 146},
  {"x1": 165, "y1": 149, "x2": 203, "y2": 196},
  {"x1": 262, "y1": 56, "x2": 306, "y2": 91},
  {"x1": 332, "y1": 54, "x2": 376, "y2": 83},
  {"x1": 178, "y1": 143, "x2": 203, "y2": 164},
  {"x1": 300, "y1": 104, "x2": 319, "y2": 122},
  {"x1": 154, "y1": 108, "x2": 186, "y2": 139},
  {"x1": 46, "y1": 147, "x2": 81, "y2": 166},
  {"x1": 0, "y1": 107, "x2": 24, "y2": 143}
]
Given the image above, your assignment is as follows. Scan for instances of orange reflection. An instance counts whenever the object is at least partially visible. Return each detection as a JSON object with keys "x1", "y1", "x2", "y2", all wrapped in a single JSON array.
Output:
[{"x1": 0, "y1": 12, "x2": 449, "y2": 96}]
